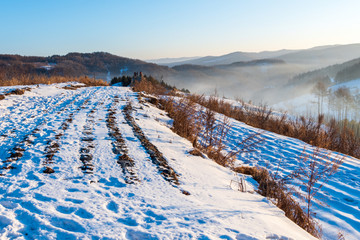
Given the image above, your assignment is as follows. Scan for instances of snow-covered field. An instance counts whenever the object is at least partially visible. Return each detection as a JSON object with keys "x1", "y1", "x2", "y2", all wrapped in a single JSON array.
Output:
[{"x1": 0, "y1": 83, "x2": 355, "y2": 239}]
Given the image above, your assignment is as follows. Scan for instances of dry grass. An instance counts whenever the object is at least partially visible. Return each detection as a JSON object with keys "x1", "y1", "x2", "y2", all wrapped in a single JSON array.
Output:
[
  {"x1": 190, "y1": 94, "x2": 360, "y2": 160},
  {"x1": 234, "y1": 166, "x2": 320, "y2": 238},
  {"x1": 0, "y1": 75, "x2": 108, "y2": 87},
  {"x1": 188, "y1": 148, "x2": 205, "y2": 158}
]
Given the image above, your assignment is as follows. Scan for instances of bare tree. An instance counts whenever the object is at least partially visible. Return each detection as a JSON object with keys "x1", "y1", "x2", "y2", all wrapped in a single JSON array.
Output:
[
  {"x1": 295, "y1": 147, "x2": 343, "y2": 225},
  {"x1": 331, "y1": 87, "x2": 352, "y2": 120},
  {"x1": 312, "y1": 81, "x2": 328, "y2": 116}
]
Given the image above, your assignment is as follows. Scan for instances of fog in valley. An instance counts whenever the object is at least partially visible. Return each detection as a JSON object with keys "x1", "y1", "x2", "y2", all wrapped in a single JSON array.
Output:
[{"x1": 159, "y1": 44, "x2": 360, "y2": 121}]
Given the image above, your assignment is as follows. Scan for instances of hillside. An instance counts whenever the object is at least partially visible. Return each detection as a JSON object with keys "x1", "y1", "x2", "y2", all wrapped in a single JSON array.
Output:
[
  {"x1": 0, "y1": 52, "x2": 174, "y2": 81},
  {"x1": 0, "y1": 83, "x2": 318, "y2": 239},
  {"x1": 0, "y1": 83, "x2": 359, "y2": 239},
  {"x1": 279, "y1": 56, "x2": 360, "y2": 102}
]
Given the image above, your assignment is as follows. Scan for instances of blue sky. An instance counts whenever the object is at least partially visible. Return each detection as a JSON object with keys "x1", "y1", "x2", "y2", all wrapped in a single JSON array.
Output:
[{"x1": 1, "y1": 0, "x2": 359, "y2": 59}]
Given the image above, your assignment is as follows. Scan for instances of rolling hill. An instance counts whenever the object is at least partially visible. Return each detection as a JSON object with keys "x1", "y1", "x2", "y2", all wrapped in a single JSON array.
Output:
[{"x1": 0, "y1": 52, "x2": 174, "y2": 81}]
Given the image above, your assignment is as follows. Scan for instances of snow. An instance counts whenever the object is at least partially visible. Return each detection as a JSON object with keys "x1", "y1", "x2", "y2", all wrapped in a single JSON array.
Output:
[
  {"x1": 329, "y1": 78, "x2": 360, "y2": 92},
  {"x1": 0, "y1": 84, "x2": 316, "y2": 239},
  {"x1": 162, "y1": 94, "x2": 360, "y2": 239},
  {"x1": 272, "y1": 93, "x2": 318, "y2": 116},
  {"x1": 199, "y1": 103, "x2": 360, "y2": 240}
]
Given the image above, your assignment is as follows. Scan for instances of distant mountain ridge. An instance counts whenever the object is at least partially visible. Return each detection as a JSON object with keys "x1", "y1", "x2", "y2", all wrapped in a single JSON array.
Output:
[
  {"x1": 278, "y1": 43, "x2": 360, "y2": 68},
  {"x1": 157, "y1": 49, "x2": 296, "y2": 67},
  {"x1": 147, "y1": 56, "x2": 200, "y2": 65},
  {"x1": 154, "y1": 43, "x2": 360, "y2": 70}
]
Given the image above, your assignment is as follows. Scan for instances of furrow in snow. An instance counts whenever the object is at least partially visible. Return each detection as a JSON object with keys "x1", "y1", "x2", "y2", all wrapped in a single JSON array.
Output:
[
  {"x1": 106, "y1": 96, "x2": 139, "y2": 184},
  {"x1": 78, "y1": 102, "x2": 103, "y2": 174},
  {"x1": 122, "y1": 101, "x2": 190, "y2": 195},
  {"x1": 0, "y1": 92, "x2": 86, "y2": 173},
  {"x1": 42, "y1": 94, "x2": 94, "y2": 172}
]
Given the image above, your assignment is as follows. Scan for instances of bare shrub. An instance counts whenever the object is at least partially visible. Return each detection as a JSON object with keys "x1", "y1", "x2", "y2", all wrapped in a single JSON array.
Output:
[
  {"x1": 62, "y1": 85, "x2": 83, "y2": 90},
  {"x1": 187, "y1": 93, "x2": 360, "y2": 160},
  {"x1": 294, "y1": 147, "x2": 343, "y2": 225},
  {"x1": 196, "y1": 109, "x2": 233, "y2": 166},
  {"x1": 78, "y1": 76, "x2": 108, "y2": 86},
  {"x1": 162, "y1": 97, "x2": 200, "y2": 143},
  {"x1": 337, "y1": 231, "x2": 346, "y2": 240},
  {"x1": 234, "y1": 165, "x2": 320, "y2": 238},
  {"x1": 9, "y1": 88, "x2": 25, "y2": 95},
  {"x1": 133, "y1": 77, "x2": 174, "y2": 95},
  {"x1": 188, "y1": 148, "x2": 205, "y2": 158}
]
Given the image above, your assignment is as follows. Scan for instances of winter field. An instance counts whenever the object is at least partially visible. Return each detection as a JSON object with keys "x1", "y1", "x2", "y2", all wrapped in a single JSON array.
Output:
[{"x1": 0, "y1": 83, "x2": 358, "y2": 239}]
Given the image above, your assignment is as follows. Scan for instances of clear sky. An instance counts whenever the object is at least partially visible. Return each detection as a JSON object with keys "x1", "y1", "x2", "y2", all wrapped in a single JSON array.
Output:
[{"x1": 1, "y1": 0, "x2": 359, "y2": 60}]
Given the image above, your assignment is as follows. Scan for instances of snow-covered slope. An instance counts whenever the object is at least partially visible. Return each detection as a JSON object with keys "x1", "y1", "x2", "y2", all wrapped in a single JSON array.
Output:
[
  {"x1": 191, "y1": 95, "x2": 360, "y2": 239},
  {"x1": 221, "y1": 112, "x2": 360, "y2": 240},
  {"x1": 0, "y1": 84, "x2": 315, "y2": 239}
]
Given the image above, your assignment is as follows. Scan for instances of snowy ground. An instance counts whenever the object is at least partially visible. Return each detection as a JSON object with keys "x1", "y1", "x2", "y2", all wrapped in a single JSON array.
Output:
[
  {"x1": 0, "y1": 84, "x2": 315, "y2": 239},
  {"x1": 160, "y1": 94, "x2": 360, "y2": 239},
  {"x1": 221, "y1": 115, "x2": 360, "y2": 240}
]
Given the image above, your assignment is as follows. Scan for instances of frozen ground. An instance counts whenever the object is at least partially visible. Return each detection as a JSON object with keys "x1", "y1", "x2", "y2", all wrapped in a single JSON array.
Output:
[{"x1": 0, "y1": 83, "x2": 345, "y2": 239}]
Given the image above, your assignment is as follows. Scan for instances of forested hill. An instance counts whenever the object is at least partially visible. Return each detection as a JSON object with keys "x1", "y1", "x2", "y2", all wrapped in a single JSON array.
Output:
[
  {"x1": 0, "y1": 52, "x2": 174, "y2": 79},
  {"x1": 288, "y1": 56, "x2": 360, "y2": 87}
]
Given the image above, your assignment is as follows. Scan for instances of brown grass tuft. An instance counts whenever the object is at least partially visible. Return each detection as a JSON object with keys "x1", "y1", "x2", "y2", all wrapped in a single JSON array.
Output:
[{"x1": 188, "y1": 148, "x2": 205, "y2": 158}]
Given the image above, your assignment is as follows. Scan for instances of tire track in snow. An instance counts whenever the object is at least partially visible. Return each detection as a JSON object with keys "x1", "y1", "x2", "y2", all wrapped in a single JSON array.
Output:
[
  {"x1": 0, "y1": 93, "x2": 84, "y2": 173},
  {"x1": 0, "y1": 88, "x2": 97, "y2": 175},
  {"x1": 123, "y1": 102, "x2": 190, "y2": 195},
  {"x1": 106, "y1": 96, "x2": 139, "y2": 184},
  {"x1": 0, "y1": 88, "x2": 75, "y2": 141},
  {"x1": 0, "y1": 91, "x2": 82, "y2": 160},
  {"x1": 78, "y1": 100, "x2": 104, "y2": 174},
  {"x1": 43, "y1": 97, "x2": 92, "y2": 173}
]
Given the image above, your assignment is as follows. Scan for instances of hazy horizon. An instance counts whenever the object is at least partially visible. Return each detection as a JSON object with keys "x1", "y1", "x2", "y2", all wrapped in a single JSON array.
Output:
[{"x1": 1, "y1": 43, "x2": 359, "y2": 61}]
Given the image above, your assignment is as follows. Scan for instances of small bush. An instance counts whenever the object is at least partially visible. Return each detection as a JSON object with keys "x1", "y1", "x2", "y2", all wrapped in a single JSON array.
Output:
[
  {"x1": 11, "y1": 89, "x2": 26, "y2": 95},
  {"x1": 234, "y1": 166, "x2": 320, "y2": 238},
  {"x1": 188, "y1": 148, "x2": 205, "y2": 158}
]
